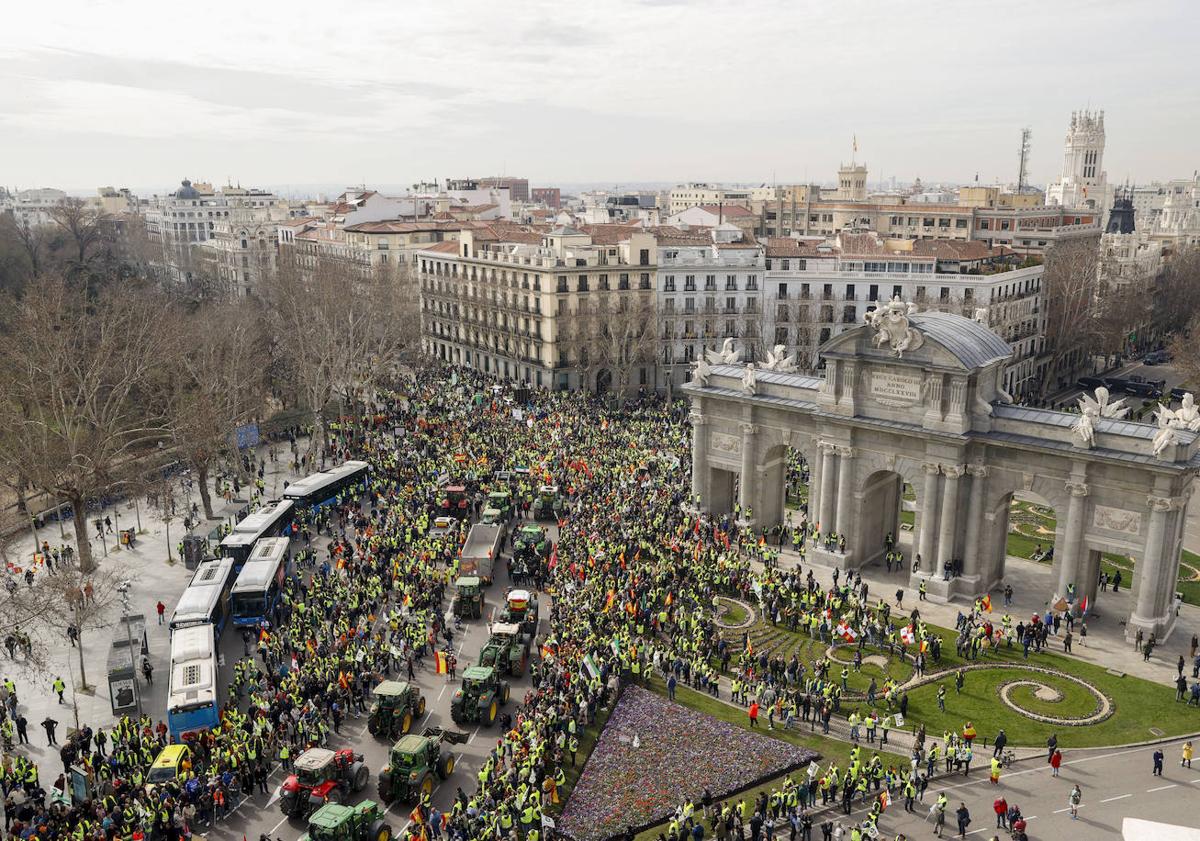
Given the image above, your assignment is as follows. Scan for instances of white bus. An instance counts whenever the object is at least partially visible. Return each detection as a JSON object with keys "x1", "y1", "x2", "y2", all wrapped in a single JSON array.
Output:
[
  {"x1": 169, "y1": 557, "x2": 237, "y2": 638},
  {"x1": 283, "y1": 461, "x2": 370, "y2": 509},
  {"x1": 219, "y1": 498, "x2": 295, "y2": 569},
  {"x1": 166, "y1": 623, "x2": 219, "y2": 738},
  {"x1": 230, "y1": 537, "x2": 290, "y2": 628}
]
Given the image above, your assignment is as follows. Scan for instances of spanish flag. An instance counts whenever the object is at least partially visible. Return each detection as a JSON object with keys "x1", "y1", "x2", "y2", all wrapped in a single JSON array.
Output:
[
  {"x1": 604, "y1": 590, "x2": 615, "y2": 612},
  {"x1": 435, "y1": 651, "x2": 449, "y2": 675},
  {"x1": 981, "y1": 594, "x2": 992, "y2": 613},
  {"x1": 745, "y1": 638, "x2": 754, "y2": 656},
  {"x1": 758, "y1": 535, "x2": 766, "y2": 548},
  {"x1": 665, "y1": 592, "x2": 673, "y2": 607}
]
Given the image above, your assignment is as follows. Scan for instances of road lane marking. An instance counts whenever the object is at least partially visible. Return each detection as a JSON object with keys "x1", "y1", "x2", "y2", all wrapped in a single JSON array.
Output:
[
  {"x1": 1100, "y1": 794, "x2": 1132, "y2": 803},
  {"x1": 269, "y1": 814, "x2": 289, "y2": 833},
  {"x1": 1147, "y1": 784, "x2": 1177, "y2": 792},
  {"x1": 468, "y1": 725, "x2": 480, "y2": 744},
  {"x1": 437, "y1": 684, "x2": 447, "y2": 702}
]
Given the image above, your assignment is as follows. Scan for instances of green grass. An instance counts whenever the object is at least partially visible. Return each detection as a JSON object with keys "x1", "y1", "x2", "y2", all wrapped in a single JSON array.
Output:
[
  {"x1": 900, "y1": 510, "x2": 914, "y2": 527},
  {"x1": 1005, "y1": 530, "x2": 1047, "y2": 561},
  {"x1": 719, "y1": 598, "x2": 749, "y2": 627},
  {"x1": 827, "y1": 645, "x2": 916, "y2": 694},
  {"x1": 1003, "y1": 672, "x2": 1100, "y2": 720},
  {"x1": 1099, "y1": 549, "x2": 1200, "y2": 606}
]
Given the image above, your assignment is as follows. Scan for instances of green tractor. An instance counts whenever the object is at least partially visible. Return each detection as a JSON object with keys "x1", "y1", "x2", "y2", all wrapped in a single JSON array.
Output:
[
  {"x1": 477, "y1": 622, "x2": 532, "y2": 677},
  {"x1": 513, "y1": 524, "x2": 550, "y2": 559},
  {"x1": 367, "y1": 681, "x2": 426, "y2": 741},
  {"x1": 531, "y1": 485, "x2": 565, "y2": 521},
  {"x1": 451, "y1": 576, "x2": 485, "y2": 620},
  {"x1": 376, "y1": 727, "x2": 467, "y2": 805},
  {"x1": 483, "y1": 490, "x2": 512, "y2": 521},
  {"x1": 450, "y1": 665, "x2": 511, "y2": 726},
  {"x1": 497, "y1": 588, "x2": 539, "y2": 637},
  {"x1": 300, "y1": 800, "x2": 392, "y2": 841}
]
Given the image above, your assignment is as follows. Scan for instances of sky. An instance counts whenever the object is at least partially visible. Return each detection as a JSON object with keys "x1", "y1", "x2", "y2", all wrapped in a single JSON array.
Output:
[{"x1": 2, "y1": 0, "x2": 1198, "y2": 196}]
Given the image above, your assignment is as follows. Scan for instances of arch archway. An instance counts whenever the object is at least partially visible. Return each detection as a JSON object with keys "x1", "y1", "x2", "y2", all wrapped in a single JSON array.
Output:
[
  {"x1": 858, "y1": 470, "x2": 904, "y2": 568},
  {"x1": 987, "y1": 490, "x2": 1060, "y2": 592}
]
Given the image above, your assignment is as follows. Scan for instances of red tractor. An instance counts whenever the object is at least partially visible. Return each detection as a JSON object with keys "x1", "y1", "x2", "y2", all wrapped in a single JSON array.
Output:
[{"x1": 279, "y1": 747, "x2": 370, "y2": 819}]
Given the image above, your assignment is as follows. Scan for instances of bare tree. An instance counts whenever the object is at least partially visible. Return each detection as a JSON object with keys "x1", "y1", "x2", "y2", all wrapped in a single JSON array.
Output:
[
  {"x1": 42, "y1": 564, "x2": 128, "y2": 691},
  {"x1": 47, "y1": 197, "x2": 111, "y2": 279},
  {"x1": 1154, "y1": 247, "x2": 1200, "y2": 338},
  {"x1": 2, "y1": 214, "x2": 50, "y2": 280},
  {"x1": 162, "y1": 303, "x2": 267, "y2": 519},
  {"x1": 1036, "y1": 238, "x2": 1103, "y2": 399},
  {"x1": 264, "y1": 255, "x2": 414, "y2": 461},
  {"x1": 593, "y1": 290, "x2": 658, "y2": 395},
  {"x1": 0, "y1": 277, "x2": 176, "y2": 573}
]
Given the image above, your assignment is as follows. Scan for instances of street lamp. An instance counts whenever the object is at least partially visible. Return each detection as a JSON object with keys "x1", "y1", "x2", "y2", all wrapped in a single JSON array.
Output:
[{"x1": 117, "y1": 582, "x2": 143, "y2": 717}]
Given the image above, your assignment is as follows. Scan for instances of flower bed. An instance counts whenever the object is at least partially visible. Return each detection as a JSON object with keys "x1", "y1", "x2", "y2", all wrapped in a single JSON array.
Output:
[{"x1": 558, "y1": 685, "x2": 818, "y2": 841}]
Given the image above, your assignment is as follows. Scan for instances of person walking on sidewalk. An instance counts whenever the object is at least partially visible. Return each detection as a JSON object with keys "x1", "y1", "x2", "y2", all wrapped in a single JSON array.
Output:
[
  {"x1": 52, "y1": 676, "x2": 65, "y2": 704},
  {"x1": 41, "y1": 716, "x2": 58, "y2": 745},
  {"x1": 1183, "y1": 741, "x2": 1193, "y2": 769},
  {"x1": 15, "y1": 713, "x2": 27, "y2": 745},
  {"x1": 1068, "y1": 784, "x2": 1082, "y2": 820},
  {"x1": 156, "y1": 601, "x2": 166, "y2": 625},
  {"x1": 1153, "y1": 748, "x2": 1164, "y2": 776}
]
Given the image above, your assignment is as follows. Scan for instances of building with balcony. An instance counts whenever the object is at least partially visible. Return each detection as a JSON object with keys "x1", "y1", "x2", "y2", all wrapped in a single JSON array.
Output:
[
  {"x1": 655, "y1": 225, "x2": 766, "y2": 393},
  {"x1": 418, "y1": 224, "x2": 657, "y2": 393}
]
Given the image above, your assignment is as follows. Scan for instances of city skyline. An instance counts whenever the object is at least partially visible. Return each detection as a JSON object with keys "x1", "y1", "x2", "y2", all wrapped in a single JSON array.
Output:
[{"x1": 3, "y1": 0, "x2": 1198, "y2": 191}]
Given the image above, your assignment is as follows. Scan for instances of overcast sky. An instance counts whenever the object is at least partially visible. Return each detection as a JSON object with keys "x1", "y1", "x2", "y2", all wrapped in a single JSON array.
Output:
[{"x1": 2, "y1": 0, "x2": 1197, "y2": 195}]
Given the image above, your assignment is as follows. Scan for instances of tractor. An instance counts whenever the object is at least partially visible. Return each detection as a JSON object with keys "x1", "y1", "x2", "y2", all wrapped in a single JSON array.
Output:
[
  {"x1": 367, "y1": 681, "x2": 427, "y2": 741},
  {"x1": 451, "y1": 576, "x2": 485, "y2": 620},
  {"x1": 531, "y1": 485, "x2": 564, "y2": 521},
  {"x1": 300, "y1": 800, "x2": 392, "y2": 841},
  {"x1": 497, "y1": 588, "x2": 539, "y2": 637},
  {"x1": 377, "y1": 727, "x2": 467, "y2": 805},
  {"x1": 435, "y1": 485, "x2": 470, "y2": 518},
  {"x1": 477, "y1": 622, "x2": 531, "y2": 677},
  {"x1": 512, "y1": 525, "x2": 550, "y2": 560},
  {"x1": 483, "y1": 490, "x2": 512, "y2": 521},
  {"x1": 449, "y1": 665, "x2": 510, "y2": 726},
  {"x1": 279, "y1": 748, "x2": 369, "y2": 819}
]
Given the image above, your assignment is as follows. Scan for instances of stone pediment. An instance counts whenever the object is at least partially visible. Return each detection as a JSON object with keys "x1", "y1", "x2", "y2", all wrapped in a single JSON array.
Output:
[{"x1": 821, "y1": 310, "x2": 1012, "y2": 372}]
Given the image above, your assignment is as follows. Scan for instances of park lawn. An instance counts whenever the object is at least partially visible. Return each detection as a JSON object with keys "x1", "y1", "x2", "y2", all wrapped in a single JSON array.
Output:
[
  {"x1": 1004, "y1": 672, "x2": 1098, "y2": 720},
  {"x1": 1006, "y1": 530, "x2": 1045, "y2": 561},
  {"x1": 720, "y1": 598, "x2": 750, "y2": 626},
  {"x1": 827, "y1": 644, "x2": 915, "y2": 693},
  {"x1": 900, "y1": 510, "x2": 914, "y2": 527},
  {"x1": 550, "y1": 702, "x2": 613, "y2": 814}
]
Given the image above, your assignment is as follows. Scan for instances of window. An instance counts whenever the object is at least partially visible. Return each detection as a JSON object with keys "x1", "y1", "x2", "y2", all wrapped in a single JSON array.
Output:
[
  {"x1": 868, "y1": 284, "x2": 878, "y2": 301},
  {"x1": 725, "y1": 297, "x2": 736, "y2": 312},
  {"x1": 664, "y1": 276, "x2": 676, "y2": 292},
  {"x1": 619, "y1": 274, "x2": 630, "y2": 290},
  {"x1": 746, "y1": 274, "x2": 758, "y2": 290},
  {"x1": 684, "y1": 298, "x2": 695, "y2": 313},
  {"x1": 765, "y1": 258, "x2": 773, "y2": 270},
  {"x1": 845, "y1": 284, "x2": 855, "y2": 299},
  {"x1": 777, "y1": 282, "x2": 788, "y2": 298},
  {"x1": 640, "y1": 273, "x2": 650, "y2": 289},
  {"x1": 923, "y1": 218, "x2": 934, "y2": 227},
  {"x1": 864, "y1": 262, "x2": 886, "y2": 273},
  {"x1": 782, "y1": 259, "x2": 790, "y2": 270},
  {"x1": 578, "y1": 275, "x2": 589, "y2": 292},
  {"x1": 979, "y1": 219, "x2": 990, "y2": 230},
  {"x1": 684, "y1": 275, "x2": 696, "y2": 292},
  {"x1": 938, "y1": 218, "x2": 950, "y2": 228},
  {"x1": 705, "y1": 274, "x2": 716, "y2": 290},
  {"x1": 725, "y1": 275, "x2": 737, "y2": 290},
  {"x1": 639, "y1": 248, "x2": 650, "y2": 265},
  {"x1": 557, "y1": 276, "x2": 568, "y2": 293},
  {"x1": 558, "y1": 299, "x2": 567, "y2": 315},
  {"x1": 663, "y1": 298, "x2": 675, "y2": 312},
  {"x1": 956, "y1": 219, "x2": 968, "y2": 229},
  {"x1": 775, "y1": 327, "x2": 788, "y2": 345},
  {"x1": 598, "y1": 274, "x2": 609, "y2": 290}
]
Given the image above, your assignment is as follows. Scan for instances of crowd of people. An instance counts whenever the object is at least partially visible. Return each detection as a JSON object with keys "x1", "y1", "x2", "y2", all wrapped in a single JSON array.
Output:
[{"x1": 0, "y1": 364, "x2": 1195, "y2": 841}]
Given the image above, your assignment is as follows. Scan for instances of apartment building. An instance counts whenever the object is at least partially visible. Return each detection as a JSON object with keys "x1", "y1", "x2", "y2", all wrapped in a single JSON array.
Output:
[
  {"x1": 759, "y1": 233, "x2": 1048, "y2": 400},
  {"x1": 655, "y1": 226, "x2": 766, "y2": 392},
  {"x1": 419, "y1": 224, "x2": 657, "y2": 393},
  {"x1": 478, "y1": 177, "x2": 529, "y2": 203},
  {"x1": 0, "y1": 187, "x2": 67, "y2": 227},
  {"x1": 667, "y1": 183, "x2": 774, "y2": 215}
]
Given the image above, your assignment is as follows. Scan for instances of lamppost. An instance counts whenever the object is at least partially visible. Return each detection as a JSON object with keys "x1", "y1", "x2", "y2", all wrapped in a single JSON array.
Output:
[{"x1": 117, "y1": 581, "x2": 143, "y2": 717}]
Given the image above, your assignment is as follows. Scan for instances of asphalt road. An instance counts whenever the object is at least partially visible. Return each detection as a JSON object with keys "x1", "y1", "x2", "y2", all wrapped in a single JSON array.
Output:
[
  {"x1": 830, "y1": 736, "x2": 1200, "y2": 839},
  {"x1": 202, "y1": 515, "x2": 554, "y2": 841}
]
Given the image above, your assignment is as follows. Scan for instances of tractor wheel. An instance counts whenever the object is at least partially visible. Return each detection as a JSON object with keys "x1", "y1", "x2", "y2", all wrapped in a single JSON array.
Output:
[
  {"x1": 367, "y1": 715, "x2": 381, "y2": 736},
  {"x1": 419, "y1": 772, "x2": 435, "y2": 800},
  {"x1": 501, "y1": 682, "x2": 511, "y2": 704},
  {"x1": 377, "y1": 772, "x2": 393, "y2": 804},
  {"x1": 369, "y1": 819, "x2": 393, "y2": 841},
  {"x1": 417, "y1": 696, "x2": 427, "y2": 716},
  {"x1": 401, "y1": 711, "x2": 413, "y2": 735},
  {"x1": 437, "y1": 752, "x2": 455, "y2": 780},
  {"x1": 486, "y1": 700, "x2": 498, "y2": 725},
  {"x1": 351, "y1": 762, "x2": 369, "y2": 792}
]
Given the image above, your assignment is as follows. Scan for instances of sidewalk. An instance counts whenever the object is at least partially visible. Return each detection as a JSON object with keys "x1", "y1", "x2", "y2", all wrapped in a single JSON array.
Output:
[{"x1": 0, "y1": 441, "x2": 311, "y2": 769}]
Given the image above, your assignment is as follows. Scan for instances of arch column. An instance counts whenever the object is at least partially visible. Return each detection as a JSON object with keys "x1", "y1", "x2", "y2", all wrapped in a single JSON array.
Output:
[
  {"x1": 1131, "y1": 494, "x2": 1177, "y2": 640},
  {"x1": 738, "y1": 423, "x2": 758, "y2": 519},
  {"x1": 1056, "y1": 479, "x2": 1089, "y2": 599},
  {"x1": 961, "y1": 465, "x2": 988, "y2": 584},
  {"x1": 690, "y1": 410, "x2": 710, "y2": 510},
  {"x1": 917, "y1": 462, "x2": 940, "y2": 569},
  {"x1": 936, "y1": 464, "x2": 964, "y2": 569},
  {"x1": 818, "y1": 443, "x2": 837, "y2": 533},
  {"x1": 834, "y1": 447, "x2": 855, "y2": 540}
]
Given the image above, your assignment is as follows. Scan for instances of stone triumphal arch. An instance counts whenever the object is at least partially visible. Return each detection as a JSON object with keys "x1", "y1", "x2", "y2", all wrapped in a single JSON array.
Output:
[{"x1": 684, "y1": 303, "x2": 1198, "y2": 641}]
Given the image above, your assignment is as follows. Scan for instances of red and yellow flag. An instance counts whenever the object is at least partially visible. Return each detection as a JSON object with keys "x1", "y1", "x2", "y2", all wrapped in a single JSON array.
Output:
[{"x1": 434, "y1": 651, "x2": 449, "y2": 674}]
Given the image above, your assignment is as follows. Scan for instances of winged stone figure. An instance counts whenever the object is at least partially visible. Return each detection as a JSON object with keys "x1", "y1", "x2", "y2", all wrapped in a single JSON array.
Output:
[
  {"x1": 1072, "y1": 386, "x2": 1130, "y2": 449},
  {"x1": 704, "y1": 338, "x2": 742, "y2": 365},
  {"x1": 763, "y1": 344, "x2": 799, "y2": 373},
  {"x1": 1152, "y1": 392, "x2": 1200, "y2": 457}
]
